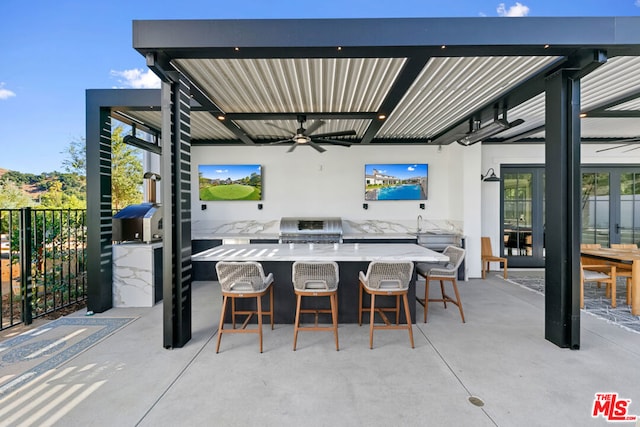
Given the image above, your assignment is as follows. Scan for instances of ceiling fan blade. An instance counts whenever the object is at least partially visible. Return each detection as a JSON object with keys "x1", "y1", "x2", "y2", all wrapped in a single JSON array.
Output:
[
  {"x1": 596, "y1": 143, "x2": 635, "y2": 153},
  {"x1": 268, "y1": 138, "x2": 293, "y2": 145},
  {"x1": 622, "y1": 145, "x2": 640, "y2": 153},
  {"x1": 287, "y1": 143, "x2": 298, "y2": 153},
  {"x1": 307, "y1": 140, "x2": 326, "y2": 153},
  {"x1": 264, "y1": 122, "x2": 295, "y2": 134},
  {"x1": 313, "y1": 138, "x2": 352, "y2": 147},
  {"x1": 310, "y1": 130, "x2": 356, "y2": 138},
  {"x1": 304, "y1": 120, "x2": 325, "y2": 136}
]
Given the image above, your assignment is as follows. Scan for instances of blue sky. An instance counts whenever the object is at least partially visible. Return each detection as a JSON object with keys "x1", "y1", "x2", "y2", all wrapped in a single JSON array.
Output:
[
  {"x1": 366, "y1": 163, "x2": 428, "y2": 179},
  {"x1": 199, "y1": 164, "x2": 262, "y2": 181},
  {"x1": 2, "y1": 1, "x2": 639, "y2": 174}
]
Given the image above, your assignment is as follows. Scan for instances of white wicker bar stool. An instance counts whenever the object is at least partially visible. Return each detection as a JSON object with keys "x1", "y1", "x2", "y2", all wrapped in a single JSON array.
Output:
[
  {"x1": 416, "y1": 245, "x2": 466, "y2": 323},
  {"x1": 358, "y1": 261, "x2": 414, "y2": 349},
  {"x1": 215, "y1": 261, "x2": 274, "y2": 353},
  {"x1": 291, "y1": 261, "x2": 340, "y2": 351}
]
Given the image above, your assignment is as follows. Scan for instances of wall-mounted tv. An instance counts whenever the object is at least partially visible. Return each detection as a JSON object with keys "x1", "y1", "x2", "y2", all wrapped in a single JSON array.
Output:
[
  {"x1": 199, "y1": 164, "x2": 262, "y2": 201},
  {"x1": 365, "y1": 163, "x2": 428, "y2": 201}
]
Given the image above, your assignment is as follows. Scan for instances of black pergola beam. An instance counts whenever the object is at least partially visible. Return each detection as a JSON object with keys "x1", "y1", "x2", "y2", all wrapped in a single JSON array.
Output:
[
  {"x1": 360, "y1": 56, "x2": 431, "y2": 144},
  {"x1": 133, "y1": 18, "x2": 640, "y2": 57}
]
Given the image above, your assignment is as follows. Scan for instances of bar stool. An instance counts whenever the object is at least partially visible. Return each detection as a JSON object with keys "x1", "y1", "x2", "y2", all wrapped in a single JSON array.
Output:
[
  {"x1": 358, "y1": 261, "x2": 414, "y2": 349},
  {"x1": 291, "y1": 261, "x2": 340, "y2": 351},
  {"x1": 416, "y1": 246, "x2": 466, "y2": 323},
  {"x1": 215, "y1": 261, "x2": 274, "y2": 353}
]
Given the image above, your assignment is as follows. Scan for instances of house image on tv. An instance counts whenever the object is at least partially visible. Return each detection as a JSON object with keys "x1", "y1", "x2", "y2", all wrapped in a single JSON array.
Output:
[{"x1": 365, "y1": 169, "x2": 401, "y2": 186}]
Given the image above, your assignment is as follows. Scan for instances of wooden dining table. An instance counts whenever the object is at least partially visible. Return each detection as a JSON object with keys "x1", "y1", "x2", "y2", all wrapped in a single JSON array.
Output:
[{"x1": 581, "y1": 248, "x2": 640, "y2": 316}]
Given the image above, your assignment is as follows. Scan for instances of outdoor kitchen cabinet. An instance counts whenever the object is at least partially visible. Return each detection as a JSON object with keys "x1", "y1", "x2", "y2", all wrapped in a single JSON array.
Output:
[{"x1": 112, "y1": 242, "x2": 163, "y2": 307}]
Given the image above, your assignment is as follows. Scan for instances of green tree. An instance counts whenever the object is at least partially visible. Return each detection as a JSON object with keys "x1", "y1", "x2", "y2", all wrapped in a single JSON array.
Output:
[
  {"x1": 61, "y1": 137, "x2": 86, "y2": 175},
  {"x1": 0, "y1": 180, "x2": 34, "y2": 208},
  {"x1": 61, "y1": 137, "x2": 87, "y2": 196},
  {"x1": 111, "y1": 126, "x2": 143, "y2": 210},
  {"x1": 39, "y1": 180, "x2": 85, "y2": 209}
]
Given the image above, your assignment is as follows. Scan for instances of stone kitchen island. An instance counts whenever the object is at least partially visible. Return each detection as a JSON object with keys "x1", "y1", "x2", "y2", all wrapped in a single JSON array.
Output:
[{"x1": 192, "y1": 243, "x2": 447, "y2": 323}]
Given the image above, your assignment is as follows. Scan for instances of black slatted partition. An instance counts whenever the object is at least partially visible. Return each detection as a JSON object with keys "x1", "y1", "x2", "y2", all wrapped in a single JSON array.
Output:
[
  {"x1": 161, "y1": 77, "x2": 192, "y2": 349},
  {"x1": 86, "y1": 100, "x2": 113, "y2": 313}
]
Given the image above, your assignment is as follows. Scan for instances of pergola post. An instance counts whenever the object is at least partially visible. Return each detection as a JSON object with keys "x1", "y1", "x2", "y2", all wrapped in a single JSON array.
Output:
[
  {"x1": 86, "y1": 95, "x2": 113, "y2": 313},
  {"x1": 161, "y1": 77, "x2": 193, "y2": 349},
  {"x1": 544, "y1": 70, "x2": 582, "y2": 349}
]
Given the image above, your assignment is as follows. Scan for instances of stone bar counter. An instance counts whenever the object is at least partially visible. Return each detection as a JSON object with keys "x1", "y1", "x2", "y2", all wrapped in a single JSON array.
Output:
[{"x1": 192, "y1": 243, "x2": 447, "y2": 323}]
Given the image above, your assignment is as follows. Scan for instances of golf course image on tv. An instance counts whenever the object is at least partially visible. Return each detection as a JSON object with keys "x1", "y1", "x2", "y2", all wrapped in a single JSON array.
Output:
[
  {"x1": 365, "y1": 163, "x2": 428, "y2": 201},
  {"x1": 199, "y1": 164, "x2": 262, "y2": 201}
]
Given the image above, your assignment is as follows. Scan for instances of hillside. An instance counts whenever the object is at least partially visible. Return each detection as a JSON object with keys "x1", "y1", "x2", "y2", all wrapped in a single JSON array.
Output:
[{"x1": 0, "y1": 167, "x2": 85, "y2": 203}]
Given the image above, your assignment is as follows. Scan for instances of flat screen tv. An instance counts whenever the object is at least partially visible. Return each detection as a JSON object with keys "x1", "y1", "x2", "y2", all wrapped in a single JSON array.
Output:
[
  {"x1": 198, "y1": 164, "x2": 262, "y2": 201},
  {"x1": 364, "y1": 163, "x2": 428, "y2": 201}
]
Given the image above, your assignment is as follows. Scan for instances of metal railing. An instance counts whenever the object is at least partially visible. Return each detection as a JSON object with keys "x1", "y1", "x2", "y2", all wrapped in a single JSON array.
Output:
[{"x1": 0, "y1": 208, "x2": 87, "y2": 330}]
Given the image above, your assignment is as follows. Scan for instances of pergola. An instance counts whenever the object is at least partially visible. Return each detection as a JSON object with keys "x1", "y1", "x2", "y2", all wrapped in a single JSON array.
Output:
[{"x1": 86, "y1": 16, "x2": 640, "y2": 349}]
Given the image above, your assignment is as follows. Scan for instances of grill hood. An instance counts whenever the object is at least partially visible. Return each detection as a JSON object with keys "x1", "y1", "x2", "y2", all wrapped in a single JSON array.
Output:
[
  {"x1": 279, "y1": 217, "x2": 343, "y2": 243},
  {"x1": 112, "y1": 203, "x2": 162, "y2": 243}
]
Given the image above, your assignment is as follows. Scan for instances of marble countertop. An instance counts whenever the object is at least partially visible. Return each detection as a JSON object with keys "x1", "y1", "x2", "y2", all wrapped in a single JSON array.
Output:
[
  {"x1": 193, "y1": 233, "x2": 279, "y2": 240},
  {"x1": 192, "y1": 232, "x2": 463, "y2": 241},
  {"x1": 192, "y1": 243, "x2": 448, "y2": 263}
]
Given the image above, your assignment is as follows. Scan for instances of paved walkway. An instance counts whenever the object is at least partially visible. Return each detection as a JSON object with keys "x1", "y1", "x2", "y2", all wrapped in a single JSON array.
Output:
[{"x1": 0, "y1": 273, "x2": 638, "y2": 426}]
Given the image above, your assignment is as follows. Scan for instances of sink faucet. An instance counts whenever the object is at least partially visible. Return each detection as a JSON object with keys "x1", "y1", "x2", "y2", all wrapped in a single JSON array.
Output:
[{"x1": 417, "y1": 215, "x2": 423, "y2": 232}]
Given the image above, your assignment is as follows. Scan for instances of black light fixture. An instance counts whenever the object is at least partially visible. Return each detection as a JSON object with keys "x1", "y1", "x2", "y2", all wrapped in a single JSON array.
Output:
[
  {"x1": 481, "y1": 168, "x2": 500, "y2": 182},
  {"x1": 457, "y1": 116, "x2": 525, "y2": 146}
]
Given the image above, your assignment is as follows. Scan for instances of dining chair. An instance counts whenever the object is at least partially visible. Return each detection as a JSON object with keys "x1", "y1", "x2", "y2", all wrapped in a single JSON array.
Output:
[
  {"x1": 358, "y1": 261, "x2": 414, "y2": 349},
  {"x1": 610, "y1": 243, "x2": 638, "y2": 249},
  {"x1": 416, "y1": 246, "x2": 466, "y2": 323},
  {"x1": 291, "y1": 261, "x2": 340, "y2": 351},
  {"x1": 580, "y1": 243, "x2": 602, "y2": 250},
  {"x1": 580, "y1": 258, "x2": 617, "y2": 309},
  {"x1": 481, "y1": 237, "x2": 507, "y2": 279},
  {"x1": 580, "y1": 243, "x2": 638, "y2": 300},
  {"x1": 609, "y1": 244, "x2": 637, "y2": 304},
  {"x1": 215, "y1": 261, "x2": 274, "y2": 353}
]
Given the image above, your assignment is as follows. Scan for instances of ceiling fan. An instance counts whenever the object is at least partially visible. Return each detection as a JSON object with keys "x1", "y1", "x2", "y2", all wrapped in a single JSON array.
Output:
[
  {"x1": 595, "y1": 136, "x2": 640, "y2": 153},
  {"x1": 266, "y1": 115, "x2": 356, "y2": 153}
]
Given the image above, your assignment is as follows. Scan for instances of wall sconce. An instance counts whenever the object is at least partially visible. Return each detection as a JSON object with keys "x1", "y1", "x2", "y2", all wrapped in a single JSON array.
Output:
[{"x1": 481, "y1": 168, "x2": 501, "y2": 182}]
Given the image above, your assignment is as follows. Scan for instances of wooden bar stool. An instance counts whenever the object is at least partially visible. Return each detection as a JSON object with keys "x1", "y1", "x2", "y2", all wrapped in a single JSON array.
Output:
[
  {"x1": 416, "y1": 246, "x2": 466, "y2": 323},
  {"x1": 215, "y1": 261, "x2": 274, "y2": 353},
  {"x1": 291, "y1": 261, "x2": 340, "y2": 351},
  {"x1": 358, "y1": 261, "x2": 414, "y2": 349}
]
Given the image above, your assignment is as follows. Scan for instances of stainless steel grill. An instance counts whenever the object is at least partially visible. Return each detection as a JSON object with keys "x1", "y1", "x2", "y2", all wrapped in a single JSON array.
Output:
[
  {"x1": 112, "y1": 203, "x2": 162, "y2": 243},
  {"x1": 112, "y1": 172, "x2": 163, "y2": 243},
  {"x1": 279, "y1": 217, "x2": 343, "y2": 244}
]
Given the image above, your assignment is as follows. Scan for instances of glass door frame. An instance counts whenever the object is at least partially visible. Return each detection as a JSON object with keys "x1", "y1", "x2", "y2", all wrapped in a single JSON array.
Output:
[
  {"x1": 500, "y1": 165, "x2": 545, "y2": 268},
  {"x1": 582, "y1": 165, "x2": 640, "y2": 246}
]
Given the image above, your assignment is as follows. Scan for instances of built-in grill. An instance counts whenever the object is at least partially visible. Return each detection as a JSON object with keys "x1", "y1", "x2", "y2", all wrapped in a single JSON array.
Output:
[
  {"x1": 279, "y1": 217, "x2": 343, "y2": 244},
  {"x1": 112, "y1": 172, "x2": 163, "y2": 243}
]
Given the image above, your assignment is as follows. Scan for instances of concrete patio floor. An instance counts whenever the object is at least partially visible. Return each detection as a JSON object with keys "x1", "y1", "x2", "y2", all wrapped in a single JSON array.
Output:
[{"x1": 0, "y1": 273, "x2": 639, "y2": 426}]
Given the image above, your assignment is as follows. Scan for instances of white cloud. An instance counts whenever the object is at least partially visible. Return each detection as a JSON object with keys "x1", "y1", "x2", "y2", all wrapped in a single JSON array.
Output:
[
  {"x1": 497, "y1": 2, "x2": 530, "y2": 17},
  {"x1": 110, "y1": 68, "x2": 161, "y2": 89},
  {"x1": 0, "y1": 82, "x2": 16, "y2": 100},
  {"x1": 636, "y1": 0, "x2": 640, "y2": 7}
]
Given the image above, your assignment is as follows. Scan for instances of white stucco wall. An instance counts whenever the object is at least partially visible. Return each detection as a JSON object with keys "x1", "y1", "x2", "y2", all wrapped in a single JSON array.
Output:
[{"x1": 191, "y1": 144, "x2": 455, "y2": 221}]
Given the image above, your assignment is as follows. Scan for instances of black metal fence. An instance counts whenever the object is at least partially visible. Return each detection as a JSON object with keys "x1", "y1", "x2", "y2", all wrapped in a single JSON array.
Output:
[{"x1": 0, "y1": 208, "x2": 87, "y2": 330}]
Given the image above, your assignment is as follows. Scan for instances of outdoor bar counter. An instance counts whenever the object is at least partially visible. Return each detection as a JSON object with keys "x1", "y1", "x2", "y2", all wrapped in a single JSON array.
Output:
[{"x1": 192, "y1": 243, "x2": 448, "y2": 323}]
